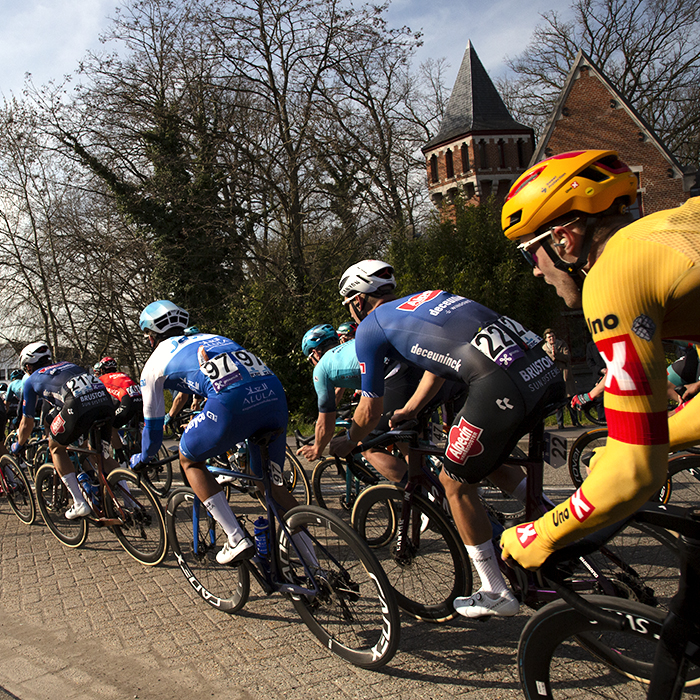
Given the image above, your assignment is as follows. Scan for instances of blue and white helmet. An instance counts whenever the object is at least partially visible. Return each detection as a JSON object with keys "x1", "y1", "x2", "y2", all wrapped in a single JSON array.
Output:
[
  {"x1": 301, "y1": 324, "x2": 338, "y2": 357},
  {"x1": 139, "y1": 300, "x2": 189, "y2": 335}
]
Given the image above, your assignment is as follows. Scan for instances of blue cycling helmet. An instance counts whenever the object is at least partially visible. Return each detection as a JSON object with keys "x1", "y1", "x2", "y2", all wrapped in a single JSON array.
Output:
[
  {"x1": 184, "y1": 326, "x2": 200, "y2": 336},
  {"x1": 139, "y1": 300, "x2": 189, "y2": 334},
  {"x1": 301, "y1": 324, "x2": 338, "y2": 357},
  {"x1": 336, "y1": 321, "x2": 357, "y2": 338},
  {"x1": 10, "y1": 369, "x2": 24, "y2": 380}
]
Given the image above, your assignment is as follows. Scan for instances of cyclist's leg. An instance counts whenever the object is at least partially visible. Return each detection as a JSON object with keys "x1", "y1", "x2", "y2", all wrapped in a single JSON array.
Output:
[{"x1": 441, "y1": 372, "x2": 527, "y2": 618}]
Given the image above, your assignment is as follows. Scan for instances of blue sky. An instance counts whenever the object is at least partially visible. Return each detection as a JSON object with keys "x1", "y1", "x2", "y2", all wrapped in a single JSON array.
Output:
[{"x1": 0, "y1": 0, "x2": 573, "y2": 99}]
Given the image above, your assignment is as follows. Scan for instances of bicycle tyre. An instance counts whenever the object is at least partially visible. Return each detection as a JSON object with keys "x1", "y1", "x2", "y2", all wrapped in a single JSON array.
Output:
[
  {"x1": 1, "y1": 455, "x2": 36, "y2": 524},
  {"x1": 663, "y1": 452, "x2": 700, "y2": 510},
  {"x1": 105, "y1": 468, "x2": 168, "y2": 566},
  {"x1": 34, "y1": 464, "x2": 89, "y2": 547},
  {"x1": 312, "y1": 457, "x2": 373, "y2": 523},
  {"x1": 283, "y1": 446, "x2": 312, "y2": 505},
  {"x1": 567, "y1": 427, "x2": 608, "y2": 489},
  {"x1": 142, "y1": 445, "x2": 174, "y2": 499},
  {"x1": 166, "y1": 488, "x2": 250, "y2": 613},
  {"x1": 279, "y1": 505, "x2": 400, "y2": 669},
  {"x1": 352, "y1": 484, "x2": 471, "y2": 622},
  {"x1": 582, "y1": 401, "x2": 607, "y2": 426},
  {"x1": 518, "y1": 595, "x2": 699, "y2": 699}
]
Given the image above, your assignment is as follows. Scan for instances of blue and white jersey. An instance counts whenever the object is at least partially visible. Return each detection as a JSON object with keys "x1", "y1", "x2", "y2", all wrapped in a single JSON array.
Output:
[
  {"x1": 140, "y1": 333, "x2": 276, "y2": 426},
  {"x1": 313, "y1": 340, "x2": 361, "y2": 413}
]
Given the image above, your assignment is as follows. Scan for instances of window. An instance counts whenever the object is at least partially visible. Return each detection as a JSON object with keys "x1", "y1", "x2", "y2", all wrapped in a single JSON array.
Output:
[
  {"x1": 430, "y1": 154, "x2": 439, "y2": 183},
  {"x1": 479, "y1": 140, "x2": 488, "y2": 169},
  {"x1": 517, "y1": 139, "x2": 525, "y2": 168},
  {"x1": 498, "y1": 139, "x2": 506, "y2": 168},
  {"x1": 461, "y1": 144, "x2": 470, "y2": 172},
  {"x1": 445, "y1": 149, "x2": 454, "y2": 178}
]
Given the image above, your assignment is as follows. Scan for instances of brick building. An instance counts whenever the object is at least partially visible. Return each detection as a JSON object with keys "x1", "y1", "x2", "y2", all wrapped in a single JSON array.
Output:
[
  {"x1": 421, "y1": 41, "x2": 535, "y2": 211},
  {"x1": 534, "y1": 50, "x2": 700, "y2": 214}
]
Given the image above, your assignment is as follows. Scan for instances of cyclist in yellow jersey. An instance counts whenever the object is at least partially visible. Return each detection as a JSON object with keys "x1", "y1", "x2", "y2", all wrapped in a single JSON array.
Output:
[{"x1": 500, "y1": 149, "x2": 700, "y2": 569}]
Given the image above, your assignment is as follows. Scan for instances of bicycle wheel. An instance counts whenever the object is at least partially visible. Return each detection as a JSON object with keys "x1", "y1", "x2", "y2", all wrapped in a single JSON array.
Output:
[
  {"x1": 582, "y1": 401, "x2": 606, "y2": 425},
  {"x1": 166, "y1": 488, "x2": 250, "y2": 613},
  {"x1": 283, "y1": 446, "x2": 312, "y2": 505},
  {"x1": 279, "y1": 505, "x2": 400, "y2": 669},
  {"x1": 352, "y1": 484, "x2": 471, "y2": 622},
  {"x1": 104, "y1": 468, "x2": 168, "y2": 566},
  {"x1": 0, "y1": 455, "x2": 36, "y2": 524},
  {"x1": 664, "y1": 453, "x2": 700, "y2": 509},
  {"x1": 34, "y1": 464, "x2": 89, "y2": 547},
  {"x1": 518, "y1": 595, "x2": 699, "y2": 699},
  {"x1": 567, "y1": 428, "x2": 608, "y2": 488},
  {"x1": 312, "y1": 457, "x2": 360, "y2": 523},
  {"x1": 585, "y1": 514, "x2": 682, "y2": 612},
  {"x1": 142, "y1": 445, "x2": 174, "y2": 499}
]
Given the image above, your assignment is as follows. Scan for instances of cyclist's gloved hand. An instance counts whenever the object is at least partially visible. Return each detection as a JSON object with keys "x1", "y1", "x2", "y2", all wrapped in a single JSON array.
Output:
[
  {"x1": 129, "y1": 453, "x2": 145, "y2": 471},
  {"x1": 9, "y1": 441, "x2": 22, "y2": 455},
  {"x1": 570, "y1": 392, "x2": 592, "y2": 410},
  {"x1": 500, "y1": 519, "x2": 556, "y2": 571},
  {"x1": 163, "y1": 413, "x2": 171, "y2": 427}
]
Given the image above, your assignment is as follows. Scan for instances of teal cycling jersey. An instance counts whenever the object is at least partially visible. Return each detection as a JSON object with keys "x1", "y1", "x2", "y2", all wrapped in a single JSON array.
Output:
[{"x1": 313, "y1": 340, "x2": 361, "y2": 413}]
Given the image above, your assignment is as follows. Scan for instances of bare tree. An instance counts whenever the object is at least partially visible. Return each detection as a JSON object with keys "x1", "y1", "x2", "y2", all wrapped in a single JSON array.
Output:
[{"x1": 497, "y1": 0, "x2": 700, "y2": 166}]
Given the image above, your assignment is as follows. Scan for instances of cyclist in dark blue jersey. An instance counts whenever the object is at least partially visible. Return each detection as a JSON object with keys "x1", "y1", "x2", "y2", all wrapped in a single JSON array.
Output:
[
  {"x1": 134, "y1": 300, "x2": 312, "y2": 566},
  {"x1": 329, "y1": 260, "x2": 564, "y2": 619},
  {"x1": 11, "y1": 342, "x2": 116, "y2": 519}
]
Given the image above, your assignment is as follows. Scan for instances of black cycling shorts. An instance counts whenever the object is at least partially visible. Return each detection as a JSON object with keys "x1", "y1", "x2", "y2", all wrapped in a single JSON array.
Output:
[
  {"x1": 46, "y1": 393, "x2": 115, "y2": 447},
  {"x1": 112, "y1": 394, "x2": 144, "y2": 430}
]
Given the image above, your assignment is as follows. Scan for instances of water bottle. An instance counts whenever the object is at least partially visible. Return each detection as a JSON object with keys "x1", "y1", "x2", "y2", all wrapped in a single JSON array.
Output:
[
  {"x1": 77, "y1": 472, "x2": 97, "y2": 504},
  {"x1": 253, "y1": 517, "x2": 269, "y2": 557}
]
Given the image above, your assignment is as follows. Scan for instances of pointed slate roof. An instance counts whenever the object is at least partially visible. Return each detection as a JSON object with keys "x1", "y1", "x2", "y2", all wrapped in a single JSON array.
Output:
[{"x1": 423, "y1": 41, "x2": 531, "y2": 152}]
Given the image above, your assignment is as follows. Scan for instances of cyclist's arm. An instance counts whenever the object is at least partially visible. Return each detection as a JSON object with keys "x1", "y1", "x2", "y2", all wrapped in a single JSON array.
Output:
[
  {"x1": 298, "y1": 411, "x2": 336, "y2": 461},
  {"x1": 17, "y1": 414, "x2": 36, "y2": 445},
  {"x1": 168, "y1": 391, "x2": 190, "y2": 422},
  {"x1": 329, "y1": 395, "x2": 383, "y2": 458},
  {"x1": 390, "y1": 371, "x2": 445, "y2": 426}
]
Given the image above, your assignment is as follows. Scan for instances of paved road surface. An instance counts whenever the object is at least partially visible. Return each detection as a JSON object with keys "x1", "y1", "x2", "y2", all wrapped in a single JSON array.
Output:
[{"x1": 0, "y1": 428, "x2": 587, "y2": 700}]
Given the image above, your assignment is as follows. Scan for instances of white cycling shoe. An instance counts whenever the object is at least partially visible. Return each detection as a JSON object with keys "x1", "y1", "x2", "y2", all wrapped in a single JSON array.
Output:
[
  {"x1": 216, "y1": 535, "x2": 254, "y2": 565},
  {"x1": 65, "y1": 501, "x2": 91, "y2": 520},
  {"x1": 453, "y1": 589, "x2": 519, "y2": 619}
]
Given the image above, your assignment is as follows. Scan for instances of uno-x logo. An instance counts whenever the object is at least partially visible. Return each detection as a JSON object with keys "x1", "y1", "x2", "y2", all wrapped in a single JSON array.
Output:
[
  {"x1": 496, "y1": 397, "x2": 514, "y2": 410},
  {"x1": 597, "y1": 334, "x2": 651, "y2": 396},
  {"x1": 445, "y1": 417, "x2": 484, "y2": 465},
  {"x1": 570, "y1": 487, "x2": 595, "y2": 522},
  {"x1": 397, "y1": 290, "x2": 442, "y2": 312},
  {"x1": 516, "y1": 523, "x2": 537, "y2": 548}
]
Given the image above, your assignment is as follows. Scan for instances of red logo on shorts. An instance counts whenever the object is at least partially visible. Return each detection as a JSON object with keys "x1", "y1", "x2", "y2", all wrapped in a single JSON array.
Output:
[
  {"x1": 445, "y1": 417, "x2": 484, "y2": 465},
  {"x1": 516, "y1": 523, "x2": 538, "y2": 548},
  {"x1": 397, "y1": 290, "x2": 442, "y2": 312},
  {"x1": 51, "y1": 414, "x2": 66, "y2": 435}
]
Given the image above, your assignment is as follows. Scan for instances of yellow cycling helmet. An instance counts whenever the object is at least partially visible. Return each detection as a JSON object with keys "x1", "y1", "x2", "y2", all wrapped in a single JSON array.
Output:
[{"x1": 502, "y1": 150, "x2": 638, "y2": 240}]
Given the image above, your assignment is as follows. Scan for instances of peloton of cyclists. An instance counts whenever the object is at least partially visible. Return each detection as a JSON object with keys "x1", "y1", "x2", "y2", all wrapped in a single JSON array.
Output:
[
  {"x1": 500, "y1": 149, "x2": 700, "y2": 570},
  {"x1": 10, "y1": 342, "x2": 117, "y2": 519},
  {"x1": 329, "y1": 260, "x2": 565, "y2": 618},
  {"x1": 132, "y1": 300, "x2": 313, "y2": 565}
]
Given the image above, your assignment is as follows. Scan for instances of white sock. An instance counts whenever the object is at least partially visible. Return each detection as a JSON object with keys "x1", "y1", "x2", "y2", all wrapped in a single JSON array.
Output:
[
  {"x1": 61, "y1": 473, "x2": 88, "y2": 505},
  {"x1": 204, "y1": 491, "x2": 244, "y2": 543},
  {"x1": 466, "y1": 540, "x2": 508, "y2": 594}
]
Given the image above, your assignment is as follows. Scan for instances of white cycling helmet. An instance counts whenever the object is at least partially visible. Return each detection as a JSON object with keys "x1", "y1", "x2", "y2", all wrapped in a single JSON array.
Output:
[
  {"x1": 338, "y1": 260, "x2": 395, "y2": 299},
  {"x1": 20, "y1": 341, "x2": 52, "y2": 368},
  {"x1": 139, "y1": 300, "x2": 189, "y2": 334}
]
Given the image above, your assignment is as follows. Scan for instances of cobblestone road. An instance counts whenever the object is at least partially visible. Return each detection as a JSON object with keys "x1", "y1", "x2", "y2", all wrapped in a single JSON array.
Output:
[{"x1": 0, "y1": 431, "x2": 583, "y2": 700}]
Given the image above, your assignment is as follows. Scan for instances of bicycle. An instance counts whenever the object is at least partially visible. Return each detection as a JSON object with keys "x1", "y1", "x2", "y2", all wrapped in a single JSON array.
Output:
[
  {"x1": 166, "y1": 426, "x2": 401, "y2": 669},
  {"x1": 34, "y1": 419, "x2": 171, "y2": 566},
  {"x1": 516, "y1": 502, "x2": 700, "y2": 698},
  {"x1": 0, "y1": 453, "x2": 36, "y2": 524},
  {"x1": 351, "y1": 412, "x2": 680, "y2": 623}
]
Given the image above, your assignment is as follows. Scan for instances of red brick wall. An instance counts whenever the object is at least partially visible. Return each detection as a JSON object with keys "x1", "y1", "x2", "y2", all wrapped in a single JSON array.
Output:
[{"x1": 546, "y1": 66, "x2": 689, "y2": 215}]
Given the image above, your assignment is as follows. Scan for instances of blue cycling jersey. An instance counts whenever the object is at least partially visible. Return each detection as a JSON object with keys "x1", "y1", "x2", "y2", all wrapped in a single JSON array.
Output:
[
  {"x1": 355, "y1": 291, "x2": 544, "y2": 398},
  {"x1": 23, "y1": 361, "x2": 106, "y2": 415},
  {"x1": 313, "y1": 340, "x2": 361, "y2": 413}
]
